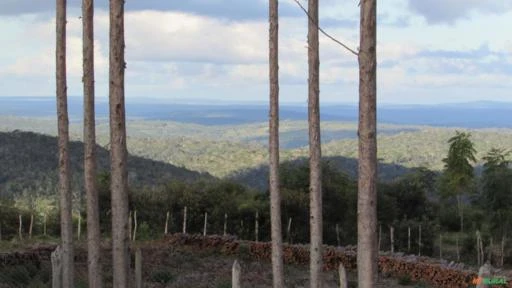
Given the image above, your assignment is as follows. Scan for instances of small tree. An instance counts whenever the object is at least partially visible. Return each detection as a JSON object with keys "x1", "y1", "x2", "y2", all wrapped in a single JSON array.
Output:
[{"x1": 441, "y1": 131, "x2": 476, "y2": 235}]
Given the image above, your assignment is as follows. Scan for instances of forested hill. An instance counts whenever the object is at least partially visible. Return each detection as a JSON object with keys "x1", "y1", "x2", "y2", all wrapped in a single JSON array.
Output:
[{"x1": 0, "y1": 131, "x2": 212, "y2": 198}]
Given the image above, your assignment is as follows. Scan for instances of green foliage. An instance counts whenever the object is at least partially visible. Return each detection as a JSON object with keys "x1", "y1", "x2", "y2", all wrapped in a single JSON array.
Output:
[
  {"x1": 440, "y1": 131, "x2": 476, "y2": 198},
  {"x1": 149, "y1": 269, "x2": 174, "y2": 284},
  {"x1": 398, "y1": 274, "x2": 412, "y2": 285}
]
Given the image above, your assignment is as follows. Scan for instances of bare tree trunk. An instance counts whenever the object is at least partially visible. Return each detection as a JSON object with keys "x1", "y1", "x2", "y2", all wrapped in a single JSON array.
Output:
[
  {"x1": 390, "y1": 226, "x2": 394, "y2": 254},
  {"x1": 44, "y1": 214, "x2": 47, "y2": 236},
  {"x1": 378, "y1": 224, "x2": 381, "y2": 252},
  {"x1": 489, "y1": 237, "x2": 493, "y2": 265},
  {"x1": 501, "y1": 234, "x2": 506, "y2": 267},
  {"x1": 29, "y1": 214, "x2": 34, "y2": 239},
  {"x1": 336, "y1": 224, "x2": 341, "y2": 247},
  {"x1": 165, "y1": 211, "x2": 169, "y2": 235},
  {"x1": 83, "y1": 0, "x2": 102, "y2": 285},
  {"x1": 132, "y1": 210, "x2": 137, "y2": 241},
  {"x1": 439, "y1": 234, "x2": 443, "y2": 260},
  {"x1": 456, "y1": 235, "x2": 460, "y2": 262},
  {"x1": 287, "y1": 217, "x2": 292, "y2": 243},
  {"x1": 109, "y1": 0, "x2": 129, "y2": 285},
  {"x1": 224, "y1": 213, "x2": 228, "y2": 236},
  {"x1": 357, "y1": 1, "x2": 378, "y2": 287},
  {"x1": 56, "y1": 1, "x2": 74, "y2": 284},
  {"x1": 52, "y1": 246, "x2": 62, "y2": 288},
  {"x1": 77, "y1": 211, "x2": 81, "y2": 240},
  {"x1": 269, "y1": 0, "x2": 285, "y2": 286},
  {"x1": 457, "y1": 195, "x2": 464, "y2": 234},
  {"x1": 408, "y1": 226, "x2": 411, "y2": 252},
  {"x1": 338, "y1": 263, "x2": 347, "y2": 288},
  {"x1": 307, "y1": 0, "x2": 322, "y2": 286},
  {"x1": 203, "y1": 212, "x2": 208, "y2": 236},
  {"x1": 254, "y1": 211, "x2": 259, "y2": 242},
  {"x1": 18, "y1": 214, "x2": 23, "y2": 240},
  {"x1": 419, "y1": 224, "x2": 422, "y2": 256},
  {"x1": 182, "y1": 206, "x2": 187, "y2": 234}
]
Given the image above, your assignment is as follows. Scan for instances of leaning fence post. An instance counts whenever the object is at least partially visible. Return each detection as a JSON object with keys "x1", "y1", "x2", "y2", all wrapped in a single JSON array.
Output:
[
  {"x1": 51, "y1": 245, "x2": 62, "y2": 288},
  {"x1": 232, "y1": 260, "x2": 241, "y2": 288},
  {"x1": 135, "y1": 248, "x2": 142, "y2": 288},
  {"x1": 339, "y1": 262, "x2": 347, "y2": 288}
]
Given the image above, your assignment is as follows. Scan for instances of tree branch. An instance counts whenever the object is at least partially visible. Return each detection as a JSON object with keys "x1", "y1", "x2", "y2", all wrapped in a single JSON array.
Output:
[{"x1": 291, "y1": 0, "x2": 359, "y2": 56}]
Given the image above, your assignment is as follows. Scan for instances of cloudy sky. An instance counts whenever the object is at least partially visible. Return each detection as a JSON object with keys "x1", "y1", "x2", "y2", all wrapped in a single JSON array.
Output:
[{"x1": 0, "y1": 0, "x2": 511, "y2": 104}]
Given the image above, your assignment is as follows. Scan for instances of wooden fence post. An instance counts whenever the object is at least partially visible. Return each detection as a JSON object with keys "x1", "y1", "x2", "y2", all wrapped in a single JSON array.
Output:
[
  {"x1": 378, "y1": 224, "x2": 382, "y2": 252},
  {"x1": 18, "y1": 214, "x2": 22, "y2": 240},
  {"x1": 223, "y1": 213, "x2": 228, "y2": 236},
  {"x1": 336, "y1": 223, "x2": 341, "y2": 247},
  {"x1": 129, "y1": 210, "x2": 132, "y2": 241},
  {"x1": 232, "y1": 260, "x2": 241, "y2": 288},
  {"x1": 418, "y1": 224, "x2": 422, "y2": 256},
  {"x1": 51, "y1": 245, "x2": 62, "y2": 288},
  {"x1": 43, "y1": 213, "x2": 47, "y2": 236},
  {"x1": 254, "y1": 211, "x2": 259, "y2": 242},
  {"x1": 390, "y1": 226, "x2": 394, "y2": 254},
  {"x1": 135, "y1": 248, "x2": 142, "y2": 288},
  {"x1": 439, "y1": 234, "x2": 443, "y2": 260},
  {"x1": 408, "y1": 226, "x2": 411, "y2": 252},
  {"x1": 183, "y1": 206, "x2": 187, "y2": 234},
  {"x1": 287, "y1": 217, "x2": 292, "y2": 243},
  {"x1": 164, "y1": 211, "x2": 170, "y2": 235},
  {"x1": 133, "y1": 210, "x2": 138, "y2": 241},
  {"x1": 77, "y1": 211, "x2": 81, "y2": 241},
  {"x1": 203, "y1": 212, "x2": 208, "y2": 236},
  {"x1": 29, "y1": 214, "x2": 34, "y2": 239},
  {"x1": 338, "y1": 262, "x2": 347, "y2": 288}
]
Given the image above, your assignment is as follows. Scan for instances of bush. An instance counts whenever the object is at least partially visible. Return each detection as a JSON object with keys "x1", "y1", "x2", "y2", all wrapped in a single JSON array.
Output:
[{"x1": 150, "y1": 269, "x2": 174, "y2": 284}]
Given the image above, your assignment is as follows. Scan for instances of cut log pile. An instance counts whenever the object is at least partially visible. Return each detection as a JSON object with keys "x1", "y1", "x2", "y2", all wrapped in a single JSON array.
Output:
[
  {"x1": 0, "y1": 245, "x2": 56, "y2": 267},
  {"x1": 163, "y1": 233, "x2": 512, "y2": 288}
]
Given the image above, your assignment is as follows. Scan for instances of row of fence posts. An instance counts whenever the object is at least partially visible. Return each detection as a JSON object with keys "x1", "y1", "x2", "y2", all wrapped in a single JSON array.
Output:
[{"x1": 378, "y1": 224, "x2": 423, "y2": 256}]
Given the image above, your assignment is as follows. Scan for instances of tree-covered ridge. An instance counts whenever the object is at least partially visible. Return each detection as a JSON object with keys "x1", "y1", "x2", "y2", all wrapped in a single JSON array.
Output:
[
  {"x1": 2, "y1": 116, "x2": 512, "y2": 181},
  {"x1": 0, "y1": 131, "x2": 211, "y2": 199}
]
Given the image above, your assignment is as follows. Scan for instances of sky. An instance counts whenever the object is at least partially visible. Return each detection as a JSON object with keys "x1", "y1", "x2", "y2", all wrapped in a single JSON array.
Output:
[{"x1": 0, "y1": 0, "x2": 511, "y2": 104}]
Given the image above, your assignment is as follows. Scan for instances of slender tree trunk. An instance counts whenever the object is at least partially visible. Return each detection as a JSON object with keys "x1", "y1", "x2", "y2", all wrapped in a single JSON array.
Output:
[
  {"x1": 255, "y1": 212, "x2": 260, "y2": 241},
  {"x1": 308, "y1": 0, "x2": 322, "y2": 286},
  {"x1": 165, "y1": 211, "x2": 169, "y2": 235},
  {"x1": 56, "y1": 0, "x2": 74, "y2": 285},
  {"x1": 203, "y1": 212, "x2": 208, "y2": 236},
  {"x1": 390, "y1": 226, "x2": 394, "y2": 254},
  {"x1": 269, "y1": 0, "x2": 285, "y2": 285},
  {"x1": 287, "y1": 217, "x2": 292, "y2": 243},
  {"x1": 183, "y1": 206, "x2": 187, "y2": 234},
  {"x1": 83, "y1": 0, "x2": 102, "y2": 286},
  {"x1": 109, "y1": 0, "x2": 129, "y2": 285},
  {"x1": 133, "y1": 210, "x2": 137, "y2": 241},
  {"x1": 18, "y1": 214, "x2": 23, "y2": 240},
  {"x1": 224, "y1": 213, "x2": 228, "y2": 236},
  {"x1": 29, "y1": 214, "x2": 34, "y2": 239},
  {"x1": 77, "y1": 211, "x2": 81, "y2": 240},
  {"x1": 419, "y1": 224, "x2": 422, "y2": 256},
  {"x1": 44, "y1": 214, "x2": 47, "y2": 236},
  {"x1": 357, "y1": 1, "x2": 378, "y2": 287}
]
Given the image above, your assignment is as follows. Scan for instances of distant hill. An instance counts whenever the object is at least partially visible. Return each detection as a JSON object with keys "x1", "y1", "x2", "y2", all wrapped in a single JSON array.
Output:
[{"x1": 0, "y1": 131, "x2": 212, "y2": 199}]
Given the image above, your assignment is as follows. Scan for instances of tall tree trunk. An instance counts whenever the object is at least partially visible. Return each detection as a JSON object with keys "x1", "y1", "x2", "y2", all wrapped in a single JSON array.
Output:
[
  {"x1": 109, "y1": 0, "x2": 129, "y2": 286},
  {"x1": 269, "y1": 0, "x2": 285, "y2": 286},
  {"x1": 56, "y1": 0, "x2": 74, "y2": 286},
  {"x1": 357, "y1": 0, "x2": 378, "y2": 287},
  {"x1": 83, "y1": 0, "x2": 102, "y2": 286},
  {"x1": 308, "y1": 0, "x2": 322, "y2": 287}
]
